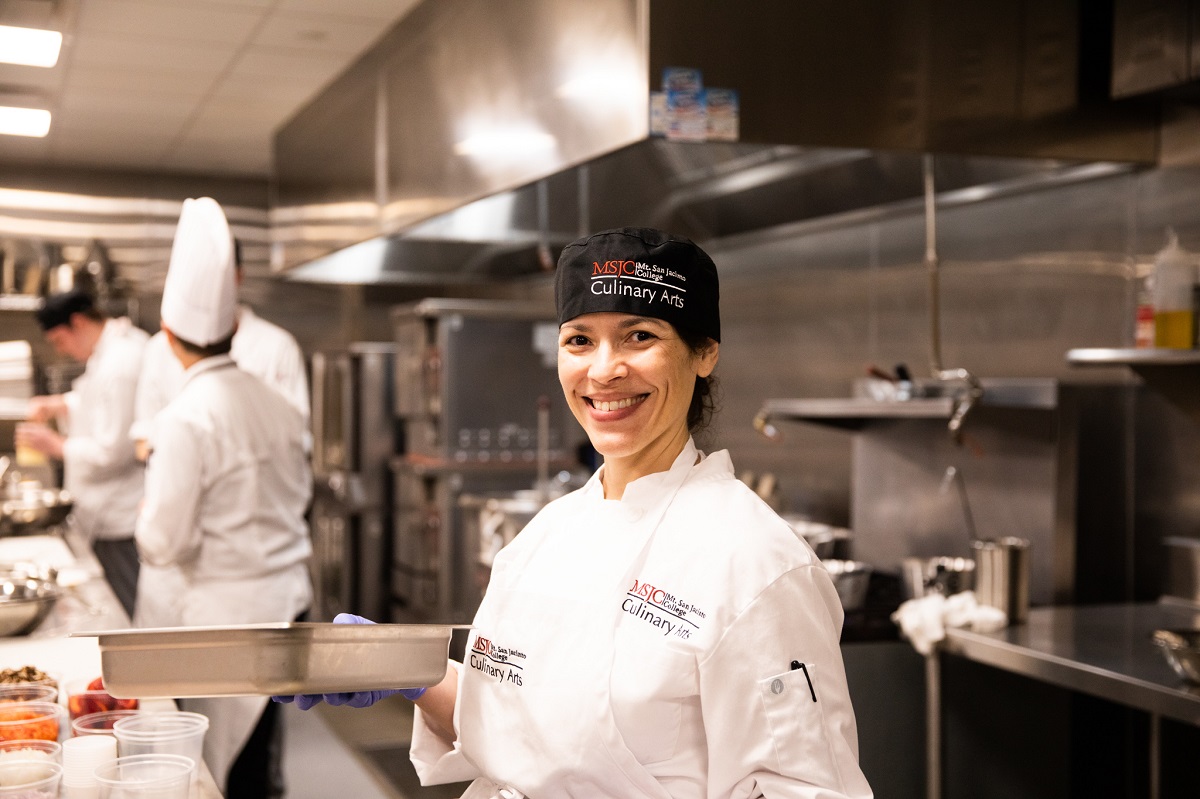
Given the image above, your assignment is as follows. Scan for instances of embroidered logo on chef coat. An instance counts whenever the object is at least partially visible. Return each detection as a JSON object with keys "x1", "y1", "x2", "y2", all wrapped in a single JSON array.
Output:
[
  {"x1": 469, "y1": 634, "x2": 526, "y2": 687},
  {"x1": 622, "y1": 579, "x2": 706, "y2": 639}
]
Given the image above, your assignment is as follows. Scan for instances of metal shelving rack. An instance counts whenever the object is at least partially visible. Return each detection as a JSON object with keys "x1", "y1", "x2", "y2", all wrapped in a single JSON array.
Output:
[{"x1": 755, "y1": 378, "x2": 1058, "y2": 433}]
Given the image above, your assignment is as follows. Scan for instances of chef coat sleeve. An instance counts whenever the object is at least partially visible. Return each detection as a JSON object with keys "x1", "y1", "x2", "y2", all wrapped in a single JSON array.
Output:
[
  {"x1": 409, "y1": 662, "x2": 483, "y2": 786},
  {"x1": 135, "y1": 417, "x2": 204, "y2": 567},
  {"x1": 698, "y1": 564, "x2": 874, "y2": 799},
  {"x1": 61, "y1": 362, "x2": 141, "y2": 481}
]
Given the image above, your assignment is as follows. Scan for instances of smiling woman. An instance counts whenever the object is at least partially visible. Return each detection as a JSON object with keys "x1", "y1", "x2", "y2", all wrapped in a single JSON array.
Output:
[
  {"x1": 283, "y1": 228, "x2": 874, "y2": 799},
  {"x1": 393, "y1": 228, "x2": 874, "y2": 798}
]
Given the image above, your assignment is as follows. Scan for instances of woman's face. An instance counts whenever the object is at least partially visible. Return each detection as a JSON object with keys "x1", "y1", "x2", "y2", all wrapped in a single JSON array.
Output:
[{"x1": 558, "y1": 312, "x2": 718, "y2": 468}]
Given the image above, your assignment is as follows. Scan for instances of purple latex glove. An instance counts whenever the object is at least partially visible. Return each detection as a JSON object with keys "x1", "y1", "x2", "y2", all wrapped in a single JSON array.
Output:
[{"x1": 271, "y1": 613, "x2": 427, "y2": 709}]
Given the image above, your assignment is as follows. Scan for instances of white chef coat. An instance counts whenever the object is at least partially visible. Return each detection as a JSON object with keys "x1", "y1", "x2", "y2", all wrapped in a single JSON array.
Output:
[
  {"x1": 61, "y1": 317, "x2": 149, "y2": 540},
  {"x1": 135, "y1": 353, "x2": 312, "y2": 585},
  {"x1": 134, "y1": 355, "x2": 313, "y2": 790},
  {"x1": 411, "y1": 439, "x2": 873, "y2": 799},
  {"x1": 130, "y1": 305, "x2": 309, "y2": 443}
]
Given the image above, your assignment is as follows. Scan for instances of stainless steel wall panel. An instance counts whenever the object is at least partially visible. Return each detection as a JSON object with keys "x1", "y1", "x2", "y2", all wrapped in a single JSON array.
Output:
[
  {"x1": 379, "y1": 0, "x2": 647, "y2": 235},
  {"x1": 272, "y1": 52, "x2": 383, "y2": 272}
]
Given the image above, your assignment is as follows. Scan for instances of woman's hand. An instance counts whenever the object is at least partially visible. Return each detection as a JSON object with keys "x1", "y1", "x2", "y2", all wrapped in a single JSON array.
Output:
[{"x1": 271, "y1": 613, "x2": 427, "y2": 710}]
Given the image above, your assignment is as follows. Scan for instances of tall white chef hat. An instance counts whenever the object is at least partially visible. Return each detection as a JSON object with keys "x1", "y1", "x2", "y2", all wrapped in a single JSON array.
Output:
[{"x1": 161, "y1": 197, "x2": 237, "y2": 346}]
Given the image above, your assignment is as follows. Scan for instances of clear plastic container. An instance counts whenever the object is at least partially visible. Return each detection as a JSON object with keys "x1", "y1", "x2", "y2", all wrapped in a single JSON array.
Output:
[
  {"x1": 65, "y1": 679, "x2": 137, "y2": 722},
  {"x1": 0, "y1": 703, "x2": 62, "y2": 742},
  {"x1": 94, "y1": 754, "x2": 193, "y2": 799},
  {"x1": 111, "y1": 712, "x2": 207, "y2": 766},
  {"x1": 0, "y1": 739, "x2": 60, "y2": 764},
  {"x1": 71, "y1": 710, "x2": 141, "y2": 738},
  {"x1": 0, "y1": 686, "x2": 56, "y2": 705},
  {"x1": 0, "y1": 760, "x2": 61, "y2": 796}
]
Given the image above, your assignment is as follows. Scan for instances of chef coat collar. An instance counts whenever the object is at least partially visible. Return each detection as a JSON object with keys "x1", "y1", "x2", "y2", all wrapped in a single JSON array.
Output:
[
  {"x1": 88, "y1": 317, "x2": 126, "y2": 361},
  {"x1": 585, "y1": 437, "x2": 700, "y2": 512},
  {"x1": 181, "y1": 353, "x2": 236, "y2": 385}
]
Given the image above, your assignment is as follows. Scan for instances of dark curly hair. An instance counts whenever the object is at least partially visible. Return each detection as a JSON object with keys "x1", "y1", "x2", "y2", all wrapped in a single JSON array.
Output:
[{"x1": 676, "y1": 326, "x2": 719, "y2": 433}]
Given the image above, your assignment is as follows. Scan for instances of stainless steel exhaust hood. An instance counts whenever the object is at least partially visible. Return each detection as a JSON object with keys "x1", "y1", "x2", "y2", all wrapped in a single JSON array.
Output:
[{"x1": 273, "y1": 0, "x2": 1164, "y2": 284}]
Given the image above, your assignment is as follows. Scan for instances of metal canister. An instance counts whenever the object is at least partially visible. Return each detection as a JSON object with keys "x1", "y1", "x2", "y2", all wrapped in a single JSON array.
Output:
[{"x1": 970, "y1": 537, "x2": 1030, "y2": 624}]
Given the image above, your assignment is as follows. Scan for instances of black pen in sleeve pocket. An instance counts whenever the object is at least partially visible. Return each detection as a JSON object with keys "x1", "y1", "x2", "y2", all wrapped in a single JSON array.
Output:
[{"x1": 791, "y1": 660, "x2": 817, "y2": 702}]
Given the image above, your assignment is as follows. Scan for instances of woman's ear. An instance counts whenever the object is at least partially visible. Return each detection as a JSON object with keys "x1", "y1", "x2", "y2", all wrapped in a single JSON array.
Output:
[{"x1": 696, "y1": 340, "x2": 719, "y2": 379}]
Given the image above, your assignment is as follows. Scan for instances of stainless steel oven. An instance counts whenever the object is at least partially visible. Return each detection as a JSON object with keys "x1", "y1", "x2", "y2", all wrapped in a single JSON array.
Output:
[
  {"x1": 389, "y1": 299, "x2": 583, "y2": 624},
  {"x1": 309, "y1": 342, "x2": 396, "y2": 622}
]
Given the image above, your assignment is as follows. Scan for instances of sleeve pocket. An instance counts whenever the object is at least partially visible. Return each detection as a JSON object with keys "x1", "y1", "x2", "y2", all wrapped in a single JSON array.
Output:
[{"x1": 757, "y1": 664, "x2": 843, "y2": 786}]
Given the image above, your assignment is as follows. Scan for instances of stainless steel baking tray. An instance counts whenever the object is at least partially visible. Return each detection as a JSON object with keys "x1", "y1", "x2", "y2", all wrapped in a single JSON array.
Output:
[{"x1": 71, "y1": 622, "x2": 468, "y2": 698}]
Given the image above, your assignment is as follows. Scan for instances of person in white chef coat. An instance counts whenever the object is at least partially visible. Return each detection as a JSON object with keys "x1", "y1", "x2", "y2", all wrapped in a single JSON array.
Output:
[
  {"x1": 280, "y1": 228, "x2": 873, "y2": 799},
  {"x1": 135, "y1": 197, "x2": 312, "y2": 799},
  {"x1": 16, "y1": 288, "x2": 148, "y2": 616},
  {"x1": 130, "y1": 238, "x2": 309, "y2": 457},
  {"x1": 129, "y1": 232, "x2": 309, "y2": 632}
]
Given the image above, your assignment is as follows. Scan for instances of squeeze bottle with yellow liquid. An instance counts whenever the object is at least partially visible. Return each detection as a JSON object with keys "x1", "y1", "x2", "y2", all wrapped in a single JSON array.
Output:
[{"x1": 1152, "y1": 229, "x2": 1195, "y2": 349}]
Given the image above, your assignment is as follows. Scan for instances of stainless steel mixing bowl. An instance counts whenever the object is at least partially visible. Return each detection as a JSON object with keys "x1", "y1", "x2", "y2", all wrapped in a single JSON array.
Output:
[
  {"x1": 0, "y1": 489, "x2": 73, "y2": 536},
  {"x1": 0, "y1": 571, "x2": 59, "y2": 636}
]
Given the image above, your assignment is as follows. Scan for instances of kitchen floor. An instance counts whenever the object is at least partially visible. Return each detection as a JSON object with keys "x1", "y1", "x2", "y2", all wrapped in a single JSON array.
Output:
[{"x1": 281, "y1": 695, "x2": 469, "y2": 799}]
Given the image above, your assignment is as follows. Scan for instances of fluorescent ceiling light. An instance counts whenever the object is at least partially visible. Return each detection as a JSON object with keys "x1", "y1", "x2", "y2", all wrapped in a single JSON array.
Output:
[
  {"x1": 0, "y1": 106, "x2": 51, "y2": 137},
  {"x1": 0, "y1": 25, "x2": 63, "y2": 68}
]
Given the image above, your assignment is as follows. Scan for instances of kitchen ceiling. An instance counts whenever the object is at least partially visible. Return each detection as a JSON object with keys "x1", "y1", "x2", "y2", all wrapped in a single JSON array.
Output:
[{"x1": 0, "y1": 0, "x2": 420, "y2": 178}]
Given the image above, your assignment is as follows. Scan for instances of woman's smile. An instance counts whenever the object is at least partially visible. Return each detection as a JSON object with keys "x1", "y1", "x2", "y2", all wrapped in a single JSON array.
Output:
[{"x1": 586, "y1": 394, "x2": 648, "y2": 414}]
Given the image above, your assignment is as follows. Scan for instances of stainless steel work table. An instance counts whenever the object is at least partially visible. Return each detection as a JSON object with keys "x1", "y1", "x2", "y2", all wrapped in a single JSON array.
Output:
[
  {"x1": 925, "y1": 602, "x2": 1200, "y2": 799},
  {"x1": 942, "y1": 602, "x2": 1200, "y2": 724}
]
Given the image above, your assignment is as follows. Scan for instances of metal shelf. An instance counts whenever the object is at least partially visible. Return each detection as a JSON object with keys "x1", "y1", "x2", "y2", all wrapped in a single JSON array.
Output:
[
  {"x1": 1067, "y1": 348, "x2": 1200, "y2": 367},
  {"x1": 1067, "y1": 348, "x2": 1200, "y2": 418},
  {"x1": 758, "y1": 378, "x2": 1057, "y2": 432}
]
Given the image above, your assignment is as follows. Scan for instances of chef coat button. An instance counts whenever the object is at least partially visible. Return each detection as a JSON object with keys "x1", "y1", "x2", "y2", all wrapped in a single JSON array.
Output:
[
  {"x1": 771, "y1": 678, "x2": 784, "y2": 694},
  {"x1": 626, "y1": 508, "x2": 644, "y2": 522}
]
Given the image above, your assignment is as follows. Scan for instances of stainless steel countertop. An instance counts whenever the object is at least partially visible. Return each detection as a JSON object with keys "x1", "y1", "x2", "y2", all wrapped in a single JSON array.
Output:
[
  {"x1": 0, "y1": 530, "x2": 224, "y2": 798},
  {"x1": 942, "y1": 602, "x2": 1200, "y2": 726}
]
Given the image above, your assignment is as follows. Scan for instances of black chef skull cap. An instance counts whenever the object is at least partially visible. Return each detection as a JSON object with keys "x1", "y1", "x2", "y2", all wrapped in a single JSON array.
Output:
[
  {"x1": 35, "y1": 288, "x2": 95, "y2": 332},
  {"x1": 555, "y1": 227, "x2": 720, "y2": 342}
]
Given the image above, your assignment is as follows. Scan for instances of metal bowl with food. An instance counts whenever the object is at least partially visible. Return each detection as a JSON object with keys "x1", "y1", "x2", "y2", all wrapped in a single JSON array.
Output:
[
  {"x1": 821, "y1": 560, "x2": 873, "y2": 612},
  {"x1": 1150, "y1": 629, "x2": 1200, "y2": 684},
  {"x1": 0, "y1": 572, "x2": 58, "y2": 637},
  {"x1": 0, "y1": 490, "x2": 73, "y2": 536}
]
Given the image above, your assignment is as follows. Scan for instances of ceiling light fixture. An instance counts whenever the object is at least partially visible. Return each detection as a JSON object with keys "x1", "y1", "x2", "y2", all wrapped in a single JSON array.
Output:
[
  {"x1": 0, "y1": 106, "x2": 51, "y2": 137},
  {"x1": 0, "y1": 24, "x2": 63, "y2": 68}
]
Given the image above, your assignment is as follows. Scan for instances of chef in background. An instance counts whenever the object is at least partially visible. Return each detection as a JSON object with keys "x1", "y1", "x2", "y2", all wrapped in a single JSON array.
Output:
[
  {"x1": 129, "y1": 232, "x2": 309, "y2": 633},
  {"x1": 130, "y1": 238, "x2": 309, "y2": 461},
  {"x1": 135, "y1": 197, "x2": 312, "y2": 798},
  {"x1": 16, "y1": 288, "x2": 148, "y2": 616}
]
